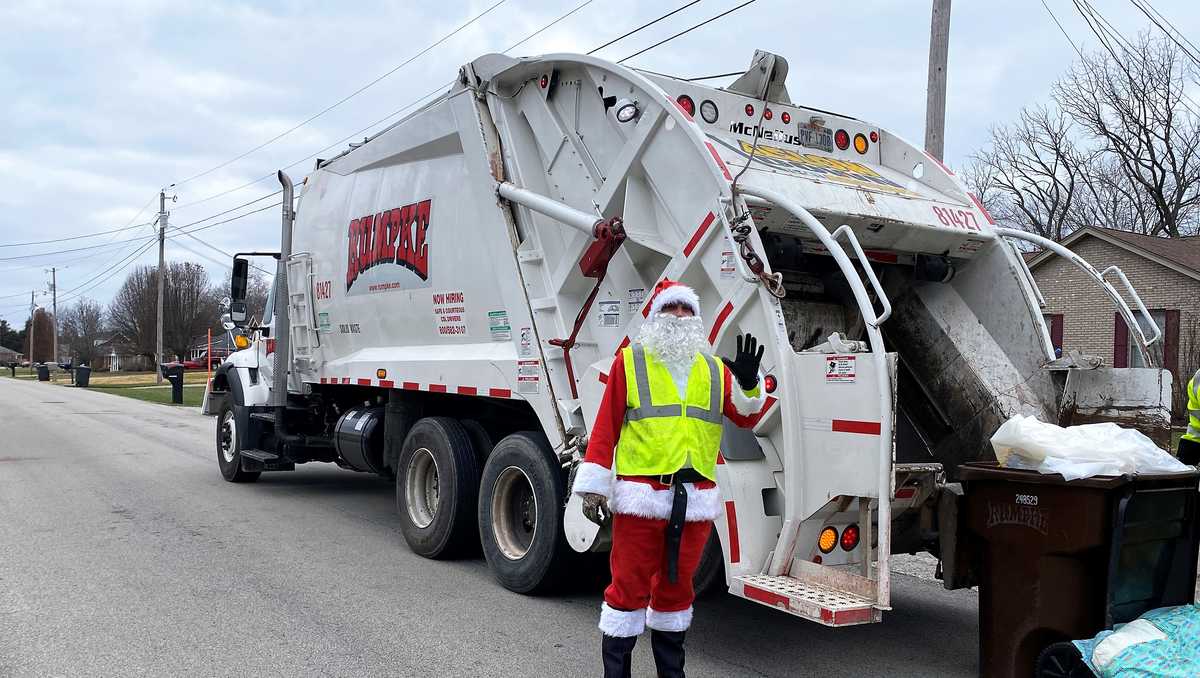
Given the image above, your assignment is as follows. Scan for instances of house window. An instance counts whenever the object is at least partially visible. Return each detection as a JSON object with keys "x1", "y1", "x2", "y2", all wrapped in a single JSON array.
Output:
[
  {"x1": 1118, "y1": 310, "x2": 1168, "y2": 368},
  {"x1": 1043, "y1": 314, "x2": 1064, "y2": 357}
]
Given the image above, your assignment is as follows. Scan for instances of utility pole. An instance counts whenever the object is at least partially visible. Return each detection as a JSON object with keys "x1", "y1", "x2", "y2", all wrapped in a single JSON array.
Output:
[
  {"x1": 924, "y1": 0, "x2": 952, "y2": 161},
  {"x1": 49, "y1": 267, "x2": 57, "y2": 366},
  {"x1": 157, "y1": 190, "x2": 167, "y2": 384},
  {"x1": 28, "y1": 291, "x2": 35, "y2": 373}
]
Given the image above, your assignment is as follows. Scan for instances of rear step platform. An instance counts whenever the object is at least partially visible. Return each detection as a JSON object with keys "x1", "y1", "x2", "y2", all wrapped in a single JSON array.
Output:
[
  {"x1": 731, "y1": 574, "x2": 881, "y2": 627},
  {"x1": 240, "y1": 449, "x2": 294, "y2": 472}
]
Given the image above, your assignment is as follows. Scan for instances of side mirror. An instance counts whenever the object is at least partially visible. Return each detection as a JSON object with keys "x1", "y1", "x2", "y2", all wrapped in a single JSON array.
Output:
[
  {"x1": 230, "y1": 258, "x2": 249, "y2": 303},
  {"x1": 230, "y1": 301, "x2": 247, "y2": 325},
  {"x1": 221, "y1": 313, "x2": 236, "y2": 331}
]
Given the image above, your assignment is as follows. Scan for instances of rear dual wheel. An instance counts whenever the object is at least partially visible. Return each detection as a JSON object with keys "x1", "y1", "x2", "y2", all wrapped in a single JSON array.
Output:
[{"x1": 396, "y1": 418, "x2": 480, "y2": 559}]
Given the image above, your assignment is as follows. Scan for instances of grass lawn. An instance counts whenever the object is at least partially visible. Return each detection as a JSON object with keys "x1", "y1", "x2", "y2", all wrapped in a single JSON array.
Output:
[
  {"x1": 1, "y1": 369, "x2": 209, "y2": 407},
  {"x1": 88, "y1": 383, "x2": 207, "y2": 407}
]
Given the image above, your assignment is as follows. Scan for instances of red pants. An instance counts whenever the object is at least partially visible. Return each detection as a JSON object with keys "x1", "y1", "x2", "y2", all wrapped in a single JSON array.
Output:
[{"x1": 604, "y1": 513, "x2": 711, "y2": 632}]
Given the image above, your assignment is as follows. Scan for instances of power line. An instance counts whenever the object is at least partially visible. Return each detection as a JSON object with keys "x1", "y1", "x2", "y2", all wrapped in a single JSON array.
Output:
[
  {"x1": 171, "y1": 1, "x2": 507, "y2": 188},
  {"x1": 587, "y1": 0, "x2": 702, "y2": 55},
  {"x1": 618, "y1": 0, "x2": 758, "y2": 64},
  {"x1": 1127, "y1": 0, "x2": 1200, "y2": 68},
  {"x1": 0, "y1": 219, "x2": 157, "y2": 248},
  {"x1": 1040, "y1": 0, "x2": 1085, "y2": 59}
]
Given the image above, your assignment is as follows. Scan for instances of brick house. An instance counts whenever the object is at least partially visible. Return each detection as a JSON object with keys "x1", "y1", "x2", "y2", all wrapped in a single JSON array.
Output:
[{"x1": 1027, "y1": 226, "x2": 1200, "y2": 420}]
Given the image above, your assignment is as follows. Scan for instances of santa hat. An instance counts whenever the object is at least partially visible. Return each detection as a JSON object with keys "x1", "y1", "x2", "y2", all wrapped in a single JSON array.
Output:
[{"x1": 647, "y1": 279, "x2": 701, "y2": 317}]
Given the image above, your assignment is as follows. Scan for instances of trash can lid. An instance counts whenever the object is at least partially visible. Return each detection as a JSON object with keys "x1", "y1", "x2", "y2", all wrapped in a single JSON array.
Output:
[{"x1": 958, "y1": 461, "x2": 1199, "y2": 487}]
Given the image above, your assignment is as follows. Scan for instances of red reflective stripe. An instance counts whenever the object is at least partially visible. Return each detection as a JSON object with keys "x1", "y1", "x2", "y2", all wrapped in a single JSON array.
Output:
[
  {"x1": 821, "y1": 607, "x2": 873, "y2": 625},
  {"x1": 457, "y1": 386, "x2": 477, "y2": 396},
  {"x1": 428, "y1": 384, "x2": 447, "y2": 393},
  {"x1": 683, "y1": 212, "x2": 715, "y2": 257},
  {"x1": 319, "y1": 377, "x2": 327, "y2": 384},
  {"x1": 746, "y1": 396, "x2": 777, "y2": 427},
  {"x1": 379, "y1": 380, "x2": 394, "y2": 388},
  {"x1": 342, "y1": 377, "x2": 351, "y2": 384},
  {"x1": 743, "y1": 583, "x2": 787, "y2": 609},
  {"x1": 488, "y1": 388, "x2": 511, "y2": 398},
  {"x1": 402, "y1": 381, "x2": 419, "y2": 390},
  {"x1": 357, "y1": 378, "x2": 371, "y2": 386},
  {"x1": 708, "y1": 301, "x2": 734, "y2": 344},
  {"x1": 968, "y1": 192, "x2": 996, "y2": 225},
  {"x1": 725, "y1": 501, "x2": 740, "y2": 563},
  {"x1": 831, "y1": 419, "x2": 881, "y2": 435},
  {"x1": 598, "y1": 372, "x2": 608, "y2": 384},
  {"x1": 706, "y1": 142, "x2": 733, "y2": 181},
  {"x1": 924, "y1": 150, "x2": 955, "y2": 177},
  {"x1": 895, "y1": 487, "x2": 916, "y2": 499},
  {"x1": 864, "y1": 250, "x2": 898, "y2": 263}
]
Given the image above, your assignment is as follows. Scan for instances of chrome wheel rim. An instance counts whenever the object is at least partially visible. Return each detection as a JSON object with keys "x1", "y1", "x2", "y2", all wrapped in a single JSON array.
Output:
[
  {"x1": 405, "y1": 447, "x2": 440, "y2": 529},
  {"x1": 219, "y1": 410, "x2": 236, "y2": 464},
  {"x1": 491, "y1": 466, "x2": 537, "y2": 560}
]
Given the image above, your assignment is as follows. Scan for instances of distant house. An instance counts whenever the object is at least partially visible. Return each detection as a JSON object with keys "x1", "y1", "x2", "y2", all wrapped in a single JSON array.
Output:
[
  {"x1": 1027, "y1": 226, "x2": 1200, "y2": 419},
  {"x1": 187, "y1": 332, "x2": 237, "y2": 362},
  {"x1": 0, "y1": 345, "x2": 22, "y2": 364},
  {"x1": 92, "y1": 336, "x2": 152, "y2": 372}
]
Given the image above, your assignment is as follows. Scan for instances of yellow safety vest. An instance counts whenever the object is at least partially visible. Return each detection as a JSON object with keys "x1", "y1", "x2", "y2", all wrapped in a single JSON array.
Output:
[
  {"x1": 614, "y1": 344, "x2": 730, "y2": 481},
  {"x1": 1185, "y1": 369, "x2": 1200, "y2": 444}
]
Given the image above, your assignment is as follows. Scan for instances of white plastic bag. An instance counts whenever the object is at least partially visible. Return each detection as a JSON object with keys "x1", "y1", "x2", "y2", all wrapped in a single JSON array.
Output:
[{"x1": 990, "y1": 414, "x2": 1191, "y2": 481}]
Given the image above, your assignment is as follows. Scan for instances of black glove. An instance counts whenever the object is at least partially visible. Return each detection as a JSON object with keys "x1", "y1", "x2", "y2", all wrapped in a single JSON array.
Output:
[{"x1": 722, "y1": 332, "x2": 764, "y2": 391}]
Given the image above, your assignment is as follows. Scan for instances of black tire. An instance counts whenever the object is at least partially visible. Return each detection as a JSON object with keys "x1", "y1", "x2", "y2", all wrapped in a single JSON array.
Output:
[
  {"x1": 396, "y1": 417, "x2": 480, "y2": 559},
  {"x1": 1035, "y1": 641, "x2": 1095, "y2": 678},
  {"x1": 216, "y1": 402, "x2": 260, "y2": 483},
  {"x1": 692, "y1": 523, "x2": 727, "y2": 597},
  {"x1": 460, "y1": 419, "x2": 494, "y2": 469},
  {"x1": 478, "y1": 431, "x2": 573, "y2": 594}
]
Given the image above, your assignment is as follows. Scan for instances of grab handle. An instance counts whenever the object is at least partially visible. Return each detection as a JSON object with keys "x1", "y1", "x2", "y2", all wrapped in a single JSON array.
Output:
[{"x1": 832, "y1": 225, "x2": 892, "y2": 327}]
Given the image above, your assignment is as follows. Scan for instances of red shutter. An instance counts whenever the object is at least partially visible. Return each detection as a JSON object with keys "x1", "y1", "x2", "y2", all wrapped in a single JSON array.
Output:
[
  {"x1": 1113, "y1": 313, "x2": 1128, "y2": 368},
  {"x1": 1163, "y1": 309, "x2": 1180, "y2": 376},
  {"x1": 1048, "y1": 314, "x2": 1064, "y2": 352}
]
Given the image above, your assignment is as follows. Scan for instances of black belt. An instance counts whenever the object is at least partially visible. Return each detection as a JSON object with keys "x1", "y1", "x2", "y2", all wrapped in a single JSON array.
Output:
[{"x1": 663, "y1": 469, "x2": 706, "y2": 583}]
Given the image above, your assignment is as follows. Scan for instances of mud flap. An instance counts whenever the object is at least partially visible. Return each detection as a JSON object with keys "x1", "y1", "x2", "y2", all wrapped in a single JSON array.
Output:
[{"x1": 1058, "y1": 368, "x2": 1173, "y2": 449}]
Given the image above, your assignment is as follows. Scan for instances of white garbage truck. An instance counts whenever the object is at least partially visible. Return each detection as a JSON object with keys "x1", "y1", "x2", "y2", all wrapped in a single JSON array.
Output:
[{"x1": 203, "y1": 49, "x2": 1172, "y2": 626}]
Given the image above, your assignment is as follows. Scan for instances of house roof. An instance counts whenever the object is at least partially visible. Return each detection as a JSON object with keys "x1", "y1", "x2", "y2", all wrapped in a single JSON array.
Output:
[
  {"x1": 0, "y1": 346, "x2": 19, "y2": 357},
  {"x1": 1026, "y1": 226, "x2": 1200, "y2": 282}
]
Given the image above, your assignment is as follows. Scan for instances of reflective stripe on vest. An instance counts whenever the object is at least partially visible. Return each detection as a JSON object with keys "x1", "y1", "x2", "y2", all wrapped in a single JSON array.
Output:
[
  {"x1": 615, "y1": 345, "x2": 725, "y2": 480},
  {"x1": 1186, "y1": 372, "x2": 1200, "y2": 442}
]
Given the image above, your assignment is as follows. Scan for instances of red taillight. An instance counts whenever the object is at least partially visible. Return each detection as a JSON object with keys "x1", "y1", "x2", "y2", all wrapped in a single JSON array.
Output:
[
  {"x1": 745, "y1": 103, "x2": 755, "y2": 117},
  {"x1": 835, "y1": 129, "x2": 850, "y2": 150},
  {"x1": 763, "y1": 108, "x2": 773, "y2": 120},
  {"x1": 841, "y1": 524, "x2": 860, "y2": 551},
  {"x1": 676, "y1": 95, "x2": 695, "y2": 117},
  {"x1": 539, "y1": 74, "x2": 548, "y2": 89},
  {"x1": 781, "y1": 111, "x2": 791, "y2": 124},
  {"x1": 265, "y1": 338, "x2": 277, "y2": 355},
  {"x1": 869, "y1": 130, "x2": 878, "y2": 143},
  {"x1": 763, "y1": 374, "x2": 777, "y2": 393}
]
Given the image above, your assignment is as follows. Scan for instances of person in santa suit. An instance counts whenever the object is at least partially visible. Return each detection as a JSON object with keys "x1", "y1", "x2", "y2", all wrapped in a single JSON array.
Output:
[{"x1": 571, "y1": 279, "x2": 767, "y2": 678}]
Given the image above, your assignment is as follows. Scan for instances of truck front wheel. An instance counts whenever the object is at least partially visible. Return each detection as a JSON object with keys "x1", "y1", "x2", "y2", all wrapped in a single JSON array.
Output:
[
  {"x1": 216, "y1": 403, "x2": 260, "y2": 483},
  {"x1": 396, "y1": 417, "x2": 480, "y2": 559},
  {"x1": 478, "y1": 432, "x2": 572, "y2": 594}
]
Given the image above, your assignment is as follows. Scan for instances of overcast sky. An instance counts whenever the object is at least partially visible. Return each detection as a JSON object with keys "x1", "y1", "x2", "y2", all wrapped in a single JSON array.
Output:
[{"x1": 1, "y1": 0, "x2": 1197, "y2": 326}]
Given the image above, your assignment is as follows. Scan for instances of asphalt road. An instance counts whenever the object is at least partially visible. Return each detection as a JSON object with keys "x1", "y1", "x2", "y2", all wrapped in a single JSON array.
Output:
[{"x1": 0, "y1": 377, "x2": 980, "y2": 677}]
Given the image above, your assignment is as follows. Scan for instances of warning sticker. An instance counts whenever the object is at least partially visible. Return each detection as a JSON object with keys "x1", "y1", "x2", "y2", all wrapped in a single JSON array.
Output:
[
  {"x1": 318, "y1": 312, "x2": 332, "y2": 334},
  {"x1": 518, "y1": 327, "x2": 534, "y2": 359},
  {"x1": 598, "y1": 300, "x2": 621, "y2": 327},
  {"x1": 518, "y1": 359, "x2": 540, "y2": 394},
  {"x1": 433, "y1": 291, "x2": 468, "y2": 337},
  {"x1": 488, "y1": 310, "x2": 511, "y2": 342},
  {"x1": 826, "y1": 355, "x2": 856, "y2": 383},
  {"x1": 721, "y1": 250, "x2": 735, "y2": 278},
  {"x1": 627, "y1": 288, "x2": 646, "y2": 312}
]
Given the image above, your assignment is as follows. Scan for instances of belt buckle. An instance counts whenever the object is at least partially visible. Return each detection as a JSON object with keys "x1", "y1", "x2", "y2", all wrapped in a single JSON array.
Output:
[{"x1": 658, "y1": 473, "x2": 674, "y2": 486}]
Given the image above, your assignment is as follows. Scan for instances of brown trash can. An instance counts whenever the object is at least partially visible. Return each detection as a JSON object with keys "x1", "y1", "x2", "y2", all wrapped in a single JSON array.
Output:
[{"x1": 958, "y1": 462, "x2": 1199, "y2": 678}]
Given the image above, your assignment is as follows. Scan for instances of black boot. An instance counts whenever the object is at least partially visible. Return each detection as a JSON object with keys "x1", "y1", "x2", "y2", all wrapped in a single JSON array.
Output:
[
  {"x1": 650, "y1": 630, "x2": 686, "y2": 678},
  {"x1": 602, "y1": 633, "x2": 638, "y2": 678}
]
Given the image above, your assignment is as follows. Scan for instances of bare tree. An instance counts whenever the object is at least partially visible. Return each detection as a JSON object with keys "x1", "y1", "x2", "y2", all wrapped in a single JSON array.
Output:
[
  {"x1": 22, "y1": 309, "x2": 54, "y2": 364},
  {"x1": 164, "y1": 261, "x2": 221, "y2": 362},
  {"x1": 1053, "y1": 34, "x2": 1200, "y2": 237},
  {"x1": 107, "y1": 265, "x2": 159, "y2": 359},
  {"x1": 59, "y1": 298, "x2": 105, "y2": 366},
  {"x1": 215, "y1": 271, "x2": 272, "y2": 330},
  {"x1": 969, "y1": 107, "x2": 1084, "y2": 241}
]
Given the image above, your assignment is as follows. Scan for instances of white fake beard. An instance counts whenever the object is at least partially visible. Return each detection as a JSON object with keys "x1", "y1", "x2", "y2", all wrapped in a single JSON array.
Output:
[{"x1": 637, "y1": 314, "x2": 708, "y2": 394}]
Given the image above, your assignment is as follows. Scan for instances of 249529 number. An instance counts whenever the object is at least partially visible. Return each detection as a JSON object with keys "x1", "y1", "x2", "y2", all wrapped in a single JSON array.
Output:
[{"x1": 932, "y1": 205, "x2": 982, "y2": 231}]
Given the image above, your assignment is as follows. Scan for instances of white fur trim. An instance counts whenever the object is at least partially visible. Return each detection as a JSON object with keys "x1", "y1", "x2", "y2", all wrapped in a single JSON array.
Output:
[
  {"x1": 647, "y1": 606, "x2": 693, "y2": 632},
  {"x1": 650, "y1": 284, "x2": 700, "y2": 317},
  {"x1": 599, "y1": 603, "x2": 646, "y2": 638},
  {"x1": 572, "y1": 461, "x2": 614, "y2": 498},
  {"x1": 730, "y1": 374, "x2": 767, "y2": 416},
  {"x1": 609, "y1": 480, "x2": 722, "y2": 521}
]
